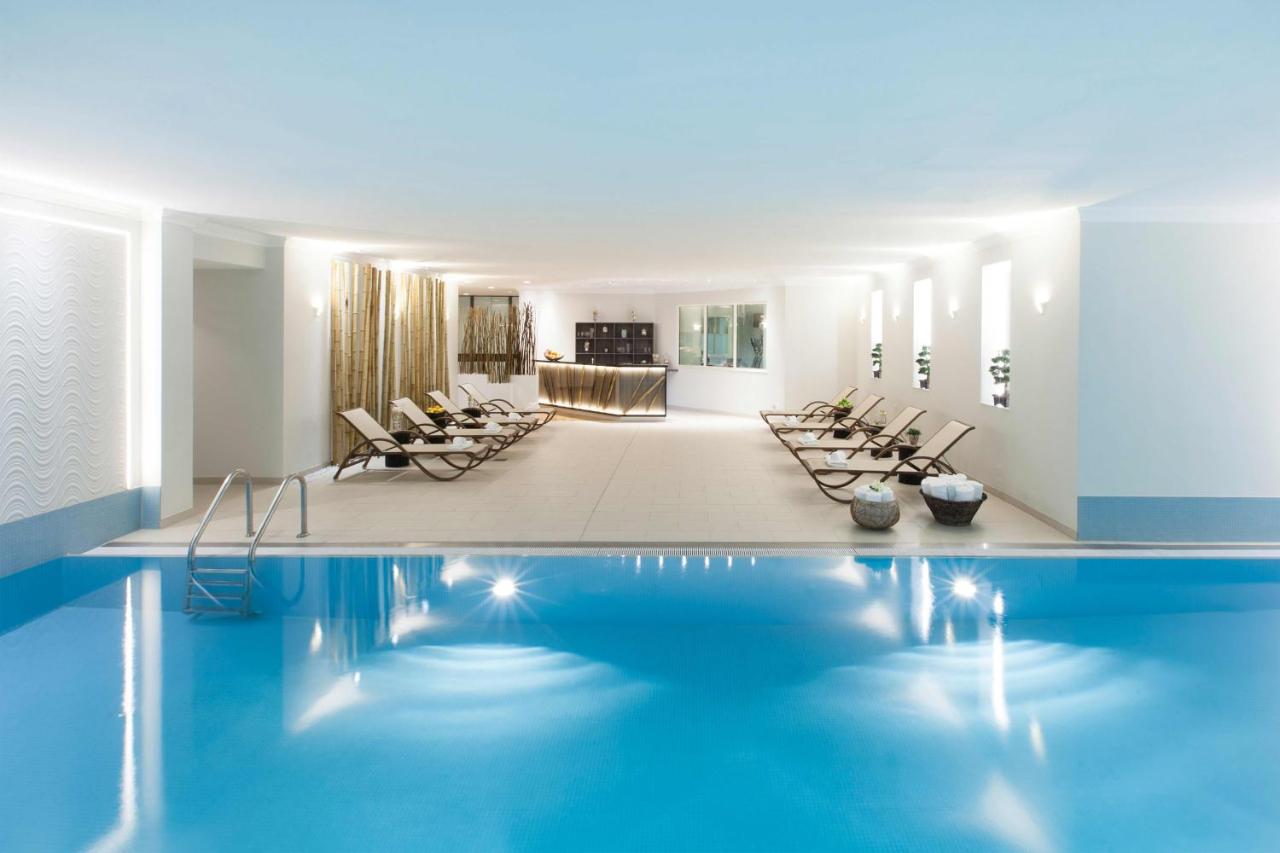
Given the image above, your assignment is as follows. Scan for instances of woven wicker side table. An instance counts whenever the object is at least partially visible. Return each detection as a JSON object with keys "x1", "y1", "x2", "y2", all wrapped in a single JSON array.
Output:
[{"x1": 851, "y1": 497, "x2": 901, "y2": 530}]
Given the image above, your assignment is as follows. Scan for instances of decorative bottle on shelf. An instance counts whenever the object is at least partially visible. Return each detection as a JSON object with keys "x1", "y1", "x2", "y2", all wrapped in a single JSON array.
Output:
[
  {"x1": 877, "y1": 409, "x2": 887, "y2": 426},
  {"x1": 584, "y1": 341, "x2": 591, "y2": 352}
]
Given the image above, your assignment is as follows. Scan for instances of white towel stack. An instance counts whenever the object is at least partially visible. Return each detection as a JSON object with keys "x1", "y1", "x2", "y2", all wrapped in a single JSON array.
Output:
[
  {"x1": 921, "y1": 473, "x2": 983, "y2": 502},
  {"x1": 451, "y1": 436, "x2": 474, "y2": 449},
  {"x1": 825, "y1": 450, "x2": 849, "y2": 468},
  {"x1": 785, "y1": 415, "x2": 801, "y2": 427},
  {"x1": 484, "y1": 422, "x2": 501, "y2": 432},
  {"x1": 854, "y1": 484, "x2": 895, "y2": 503},
  {"x1": 798, "y1": 431, "x2": 818, "y2": 445}
]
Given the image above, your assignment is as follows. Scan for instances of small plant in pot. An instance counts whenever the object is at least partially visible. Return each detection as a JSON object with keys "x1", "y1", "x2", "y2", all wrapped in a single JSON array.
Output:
[
  {"x1": 832, "y1": 397, "x2": 852, "y2": 417},
  {"x1": 988, "y1": 348, "x2": 1011, "y2": 407},
  {"x1": 905, "y1": 427, "x2": 922, "y2": 447},
  {"x1": 915, "y1": 345, "x2": 931, "y2": 389},
  {"x1": 870, "y1": 342, "x2": 883, "y2": 379}
]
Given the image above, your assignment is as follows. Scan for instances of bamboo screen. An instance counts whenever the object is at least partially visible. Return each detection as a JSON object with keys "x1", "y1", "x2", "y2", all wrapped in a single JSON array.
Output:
[{"x1": 330, "y1": 261, "x2": 448, "y2": 463}]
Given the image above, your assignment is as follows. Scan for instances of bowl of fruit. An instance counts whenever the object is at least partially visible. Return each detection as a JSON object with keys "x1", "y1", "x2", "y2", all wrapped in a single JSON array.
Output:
[{"x1": 544, "y1": 349, "x2": 563, "y2": 362}]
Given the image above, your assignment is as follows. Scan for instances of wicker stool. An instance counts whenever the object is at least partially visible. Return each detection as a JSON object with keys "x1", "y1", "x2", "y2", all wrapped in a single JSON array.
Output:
[
  {"x1": 851, "y1": 497, "x2": 901, "y2": 530},
  {"x1": 921, "y1": 491, "x2": 988, "y2": 525}
]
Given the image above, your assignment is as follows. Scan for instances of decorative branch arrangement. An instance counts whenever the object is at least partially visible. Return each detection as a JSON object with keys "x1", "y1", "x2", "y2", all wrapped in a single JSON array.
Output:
[
  {"x1": 459, "y1": 300, "x2": 538, "y2": 382},
  {"x1": 871, "y1": 342, "x2": 883, "y2": 379}
]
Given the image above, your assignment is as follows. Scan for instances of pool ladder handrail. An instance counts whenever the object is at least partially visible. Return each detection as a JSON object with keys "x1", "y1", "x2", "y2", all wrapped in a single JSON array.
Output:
[
  {"x1": 247, "y1": 472, "x2": 310, "y2": 572},
  {"x1": 184, "y1": 471, "x2": 310, "y2": 616},
  {"x1": 184, "y1": 468, "x2": 256, "y2": 614}
]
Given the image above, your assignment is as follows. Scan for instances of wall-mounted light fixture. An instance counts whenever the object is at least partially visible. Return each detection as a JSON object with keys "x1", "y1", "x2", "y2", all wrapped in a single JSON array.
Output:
[
  {"x1": 1033, "y1": 284, "x2": 1052, "y2": 314},
  {"x1": 947, "y1": 298, "x2": 959, "y2": 319},
  {"x1": 892, "y1": 305, "x2": 901, "y2": 322},
  {"x1": 310, "y1": 295, "x2": 324, "y2": 318},
  {"x1": 859, "y1": 309, "x2": 867, "y2": 324}
]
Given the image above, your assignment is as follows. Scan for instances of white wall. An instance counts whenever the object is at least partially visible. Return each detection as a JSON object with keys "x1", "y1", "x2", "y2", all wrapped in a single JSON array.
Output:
[
  {"x1": 281, "y1": 238, "x2": 334, "y2": 472},
  {"x1": 782, "y1": 284, "x2": 853, "y2": 409},
  {"x1": 160, "y1": 220, "x2": 194, "y2": 520},
  {"x1": 193, "y1": 252, "x2": 285, "y2": 478},
  {"x1": 1079, "y1": 218, "x2": 1280, "y2": 498},
  {"x1": 0, "y1": 205, "x2": 131, "y2": 521},
  {"x1": 854, "y1": 209, "x2": 1081, "y2": 530}
]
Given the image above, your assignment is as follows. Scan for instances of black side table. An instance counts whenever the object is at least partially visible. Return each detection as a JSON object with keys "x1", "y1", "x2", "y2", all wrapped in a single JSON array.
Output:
[
  {"x1": 386, "y1": 430, "x2": 414, "y2": 467},
  {"x1": 896, "y1": 445, "x2": 924, "y2": 485},
  {"x1": 425, "y1": 413, "x2": 451, "y2": 444}
]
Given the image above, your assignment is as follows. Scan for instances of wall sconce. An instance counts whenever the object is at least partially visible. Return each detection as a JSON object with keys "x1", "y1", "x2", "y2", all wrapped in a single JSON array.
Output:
[
  {"x1": 892, "y1": 305, "x2": 901, "y2": 322},
  {"x1": 310, "y1": 295, "x2": 324, "y2": 318},
  {"x1": 859, "y1": 310, "x2": 867, "y2": 324},
  {"x1": 947, "y1": 298, "x2": 959, "y2": 319},
  {"x1": 1033, "y1": 285, "x2": 1052, "y2": 314}
]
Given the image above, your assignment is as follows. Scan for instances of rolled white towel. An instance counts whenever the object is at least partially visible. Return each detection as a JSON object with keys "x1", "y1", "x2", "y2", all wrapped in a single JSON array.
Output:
[
  {"x1": 785, "y1": 415, "x2": 800, "y2": 427},
  {"x1": 855, "y1": 484, "x2": 895, "y2": 503},
  {"x1": 825, "y1": 450, "x2": 849, "y2": 468},
  {"x1": 451, "y1": 436, "x2": 473, "y2": 449},
  {"x1": 799, "y1": 431, "x2": 818, "y2": 445},
  {"x1": 484, "y1": 422, "x2": 501, "y2": 432}
]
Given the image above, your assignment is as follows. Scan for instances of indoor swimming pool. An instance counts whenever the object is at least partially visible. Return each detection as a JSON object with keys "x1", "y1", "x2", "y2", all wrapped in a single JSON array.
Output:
[{"x1": 2, "y1": 553, "x2": 1278, "y2": 851}]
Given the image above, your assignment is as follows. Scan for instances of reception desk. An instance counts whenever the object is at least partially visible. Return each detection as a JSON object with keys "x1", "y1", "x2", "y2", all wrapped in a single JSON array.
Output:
[{"x1": 536, "y1": 360, "x2": 670, "y2": 417}]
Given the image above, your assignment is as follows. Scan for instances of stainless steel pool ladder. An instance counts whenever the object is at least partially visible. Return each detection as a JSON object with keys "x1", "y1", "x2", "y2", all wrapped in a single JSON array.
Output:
[{"x1": 184, "y1": 470, "x2": 310, "y2": 616}]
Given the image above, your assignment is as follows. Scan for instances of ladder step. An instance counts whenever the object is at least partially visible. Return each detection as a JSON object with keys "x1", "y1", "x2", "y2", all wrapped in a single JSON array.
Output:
[
  {"x1": 189, "y1": 566, "x2": 250, "y2": 575},
  {"x1": 187, "y1": 579, "x2": 247, "y2": 589}
]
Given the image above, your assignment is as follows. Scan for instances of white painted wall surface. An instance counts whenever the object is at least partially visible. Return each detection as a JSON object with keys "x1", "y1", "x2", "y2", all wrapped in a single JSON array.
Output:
[
  {"x1": 0, "y1": 207, "x2": 130, "y2": 521},
  {"x1": 281, "y1": 239, "x2": 334, "y2": 472},
  {"x1": 160, "y1": 220, "x2": 194, "y2": 520},
  {"x1": 782, "y1": 284, "x2": 846, "y2": 409},
  {"x1": 193, "y1": 252, "x2": 285, "y2": 479},
  {"x1": 855, "y1": 210, "x2": 1081, "y2": 530},
  {"x1": 1079, "y1": 218, "x2": 1280, "y2": 498}
]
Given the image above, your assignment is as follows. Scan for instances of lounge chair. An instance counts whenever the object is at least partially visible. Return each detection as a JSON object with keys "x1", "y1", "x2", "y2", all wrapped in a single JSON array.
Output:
[
  {"x1": 427, "y1": 390, "x2": 537, "y2": 438},
  {"x1": 459, "y1": 382, "x2": 555, "y2": 428},
  {"x1": 782, "y1": 405, "x2": 926, "y2": 459},
  {"x1": 759, "y1": 386, "x2": 856, "y2": 424},
  {"x1": 333, "y1": 408, "x2": 496, "y2": 481},
  {"x1": 770, "y1": 394, "x2": 883, "y2": 439},
  {"x1": 794, "y1": 419, "x2": 975, "y2": 503},
  {"x1": 391, "y1": 397, "x2": 520, "y2": 452}
]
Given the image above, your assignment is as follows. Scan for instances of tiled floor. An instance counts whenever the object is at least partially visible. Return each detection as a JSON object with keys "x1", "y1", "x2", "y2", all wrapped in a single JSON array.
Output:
[{"x1": 111, "y1": 410, "x2": 1072, "y2": 547}]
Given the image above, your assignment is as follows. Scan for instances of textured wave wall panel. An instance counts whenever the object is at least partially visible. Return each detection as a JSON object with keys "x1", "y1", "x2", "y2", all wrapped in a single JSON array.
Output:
[{"x1": 1, "y1": 211, "x2": 128, "y2": 523}]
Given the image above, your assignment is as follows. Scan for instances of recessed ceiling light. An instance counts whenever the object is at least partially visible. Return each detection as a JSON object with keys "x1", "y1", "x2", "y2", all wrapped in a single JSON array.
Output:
[
  {"x1": 522, "y1": 280, "x2": 532, "y2": 285},
  {"x1": 487, "y1": 285, "x2": 495, "y2": 290}
]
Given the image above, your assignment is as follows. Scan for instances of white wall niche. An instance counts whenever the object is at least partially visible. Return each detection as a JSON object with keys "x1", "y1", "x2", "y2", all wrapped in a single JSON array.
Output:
[
  {"x1": 980, "y1": 260, "x2": 1011, "y2": 408},
  {"x1": 869, "y1": 290, "x2": 884, "y2": 379},
  {"x1": 912, "y1": 278, "x2": 932, "y2": 390}
]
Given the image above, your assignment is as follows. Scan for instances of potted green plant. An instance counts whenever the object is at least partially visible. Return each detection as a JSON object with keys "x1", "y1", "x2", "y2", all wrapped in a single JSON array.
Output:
[
  {"x1": 988, "y1": 348, "x2": 1011, "y2": 407},
  {"x1": 871, "y1": 342, "x2": 883, "y2": 379},
  {"x1": 915, "y1": 345, "x2": 931, "y2": 389},
  {"x1": 832, "y1": 397, "x2": 852, "y2": 417},
  {"x1": 905, "y1": 427, "x2": 922, "y2": 446}
]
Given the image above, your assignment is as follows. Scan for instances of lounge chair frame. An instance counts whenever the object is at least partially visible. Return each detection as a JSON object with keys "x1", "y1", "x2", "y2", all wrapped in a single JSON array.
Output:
[
  {"x1": 333, "y1": 410, "x2": 493, "y2": 482},
  {"x1": 795, "y1": 421, "x2": 975, "y2": 503}
]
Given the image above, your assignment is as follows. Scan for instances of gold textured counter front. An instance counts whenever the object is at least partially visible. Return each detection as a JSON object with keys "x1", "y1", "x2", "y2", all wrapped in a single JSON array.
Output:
[{"x1": 536, "y1": 361, "x2": 668, "y2": 417}]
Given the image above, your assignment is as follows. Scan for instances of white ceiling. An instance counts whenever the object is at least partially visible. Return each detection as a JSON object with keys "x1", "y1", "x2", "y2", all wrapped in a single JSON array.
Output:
[{"x1": 2, "y1": 2, "x2": 1278, "y2": 290}]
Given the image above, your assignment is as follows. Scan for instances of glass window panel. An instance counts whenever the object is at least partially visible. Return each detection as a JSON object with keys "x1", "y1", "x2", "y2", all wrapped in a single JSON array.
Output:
[
  {"x1": 678, "y1": 305, "x2": 705, "y2": 366},
  {"x1": 705, "y1": 305, "x2": 734, "y2": 366},
  {"x1": 735, "y1": 303, "x2": 766, "y2": 369}
]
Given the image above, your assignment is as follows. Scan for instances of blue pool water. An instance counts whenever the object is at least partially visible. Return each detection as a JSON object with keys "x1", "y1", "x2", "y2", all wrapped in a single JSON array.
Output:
[{"x1": 2, "y1": 553, "x2": 1279, "y2": 852}]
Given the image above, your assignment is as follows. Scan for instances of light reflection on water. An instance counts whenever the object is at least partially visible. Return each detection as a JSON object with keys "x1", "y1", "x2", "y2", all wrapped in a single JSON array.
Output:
[{"x1": 1, "y1": 554, "x2": 1278, "y2": 851}]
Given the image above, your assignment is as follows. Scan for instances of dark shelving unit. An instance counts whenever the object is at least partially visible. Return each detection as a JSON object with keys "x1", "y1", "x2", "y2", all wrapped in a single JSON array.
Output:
[{"x1": 574, "y1": 322, "x2": 655, "y2": 365}]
